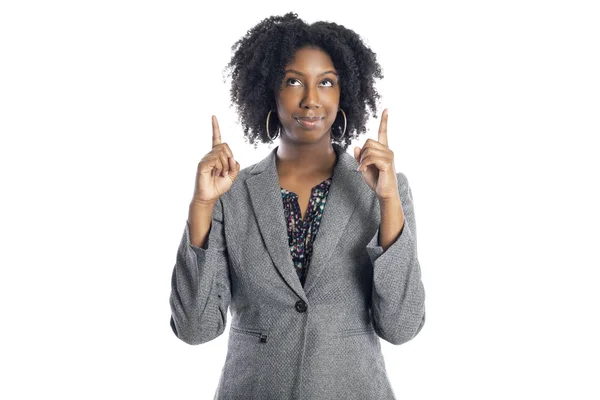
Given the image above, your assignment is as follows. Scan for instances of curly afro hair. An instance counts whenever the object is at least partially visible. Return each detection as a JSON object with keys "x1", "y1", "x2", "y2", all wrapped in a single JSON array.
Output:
[{"x1": 223, "y1": 12, "x2": 384, "y2": 151}]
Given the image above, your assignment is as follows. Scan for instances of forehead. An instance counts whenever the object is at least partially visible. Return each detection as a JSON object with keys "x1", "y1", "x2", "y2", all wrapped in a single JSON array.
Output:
[{"x1": 285, "y1": 47, "x2": 336, "y2": 71}]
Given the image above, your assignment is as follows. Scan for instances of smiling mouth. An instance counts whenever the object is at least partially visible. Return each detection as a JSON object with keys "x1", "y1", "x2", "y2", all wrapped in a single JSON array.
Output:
[{"x1": 295, "y1": 117, "x2": 323, "y2": 129}]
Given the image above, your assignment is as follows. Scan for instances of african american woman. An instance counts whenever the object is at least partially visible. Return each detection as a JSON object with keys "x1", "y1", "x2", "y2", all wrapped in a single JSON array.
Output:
[{"x1": 169, "y1": 12, "x2": 426, "y2": 400}]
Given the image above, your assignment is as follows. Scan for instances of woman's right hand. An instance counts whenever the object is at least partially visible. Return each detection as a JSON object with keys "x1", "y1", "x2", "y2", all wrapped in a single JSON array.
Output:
[{"x1": 191, "y1": 115, "x2": 240, "y2": 206}]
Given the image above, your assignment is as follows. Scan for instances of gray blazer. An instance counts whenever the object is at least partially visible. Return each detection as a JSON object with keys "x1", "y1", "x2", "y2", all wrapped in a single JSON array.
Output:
[{"x1": 169, "y1": 143, "x2": 426, "y2": 400}]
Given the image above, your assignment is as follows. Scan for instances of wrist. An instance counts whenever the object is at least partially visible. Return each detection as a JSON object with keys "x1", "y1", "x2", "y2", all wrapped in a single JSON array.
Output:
[
  {"x1": 378, "y1": 192, "x2": 401, "y2": 204},
  {"x1": 190, "y1": 198, "x2": 217, "y2": 209}
]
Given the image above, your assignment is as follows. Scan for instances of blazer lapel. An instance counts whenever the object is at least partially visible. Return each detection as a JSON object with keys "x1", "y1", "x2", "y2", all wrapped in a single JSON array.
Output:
[
  {"x1": 246, "y1": 144, "x2": 364, "y2": 300},
  {"x1": 303, "y1": 146, "x2": 363, "y2": 295},
  {"x1": 246, "y1": 148, "x2": 306, "y2": 300}
]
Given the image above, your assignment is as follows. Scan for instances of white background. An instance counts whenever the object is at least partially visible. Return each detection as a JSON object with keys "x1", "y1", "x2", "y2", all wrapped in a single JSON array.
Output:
[{"x1": 1, "y1": 1, "x2": 599, "y2": 399}]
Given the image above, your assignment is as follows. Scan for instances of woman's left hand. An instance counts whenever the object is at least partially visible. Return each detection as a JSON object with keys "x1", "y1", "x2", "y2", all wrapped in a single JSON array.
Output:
[{"x1": 353, "y1": 109, "x2": 399, "y2": 201}]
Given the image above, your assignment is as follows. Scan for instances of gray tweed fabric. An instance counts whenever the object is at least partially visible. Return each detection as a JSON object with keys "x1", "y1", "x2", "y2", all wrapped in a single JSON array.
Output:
[{"x1": 169, "y1": 143, "x2": 426, "y2": 399}]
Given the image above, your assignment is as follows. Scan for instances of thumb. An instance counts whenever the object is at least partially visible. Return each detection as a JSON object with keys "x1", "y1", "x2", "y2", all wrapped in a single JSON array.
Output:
[
  {"x1": 354, "y1": 146, "x2": 362, "y2": 164},
  {"x1": 230, "y1": 158, "x2": 241, "y2": 174}
]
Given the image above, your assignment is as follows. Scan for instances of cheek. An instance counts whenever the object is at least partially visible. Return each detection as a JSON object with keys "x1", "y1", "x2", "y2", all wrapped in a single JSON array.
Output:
[
  {"x1": 275, "y1": 100, "x2": 289, "y2": 117},
  {"x1": 277, "y1": 100, "x2": 298, "y2": 121},
  {"x1": 326, "y1": 92, "x2": 341, "y2": 111}
]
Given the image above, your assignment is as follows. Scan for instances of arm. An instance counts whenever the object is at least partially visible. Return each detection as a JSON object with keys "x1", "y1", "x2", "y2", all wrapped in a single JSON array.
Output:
[
  {"x1": 366, "y1": 172, "x2": 426, "y2": 345},
  {"x1": 378, "y1": 193, "x2": 405, "y2": 252},
  {"x1": 169, "y1": 198, "x2": 232, "y2": 345}
]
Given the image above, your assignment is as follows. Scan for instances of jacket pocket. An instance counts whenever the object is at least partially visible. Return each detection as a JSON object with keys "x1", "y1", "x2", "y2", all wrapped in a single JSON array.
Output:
[
  {"x1": 339, "y1": 326, "x2": 376, "y2": 338},
  {"x1": 230, "y1": 325, "x2": 269, "y2": 343}
]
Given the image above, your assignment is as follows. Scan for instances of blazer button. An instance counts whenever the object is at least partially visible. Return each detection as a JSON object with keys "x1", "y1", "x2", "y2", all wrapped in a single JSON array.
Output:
[{"x1": 295, "y1": 300, "x2": 307, "y2": 313}]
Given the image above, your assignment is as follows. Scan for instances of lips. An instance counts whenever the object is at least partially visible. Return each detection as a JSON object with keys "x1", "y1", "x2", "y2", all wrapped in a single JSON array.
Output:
[
  {"x1": 296, "y1": 116, "x2": 323, "y2": 121},
  {"x1": 295, "y1": 117, "x2": 323, "y2": 129}
]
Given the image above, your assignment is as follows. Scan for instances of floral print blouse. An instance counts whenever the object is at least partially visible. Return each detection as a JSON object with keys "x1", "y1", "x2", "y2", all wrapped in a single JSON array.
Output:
[{"x1": 280, "y1": 176, "x2": 333, "y2": 287}]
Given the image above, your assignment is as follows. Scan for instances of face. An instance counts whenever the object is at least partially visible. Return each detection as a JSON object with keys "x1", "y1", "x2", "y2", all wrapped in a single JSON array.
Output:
[{"x1": 275, "y1": 47, "x2": 341, "y2": 143}]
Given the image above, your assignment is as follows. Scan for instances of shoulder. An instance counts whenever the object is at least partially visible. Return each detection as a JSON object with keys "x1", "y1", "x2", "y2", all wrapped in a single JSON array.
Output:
[
  {"x1": 395, "y1": 171, "x2": 414, "y2": 205},
  {"x1": 219, "y1": 160, "x2": 262, "y2": 203},
  {"x1": 396, "y1": 171, "x2": 408, "y2": 185},
  {"x1": 236, "y1": 161, "x2": 262, "y2": 182}
]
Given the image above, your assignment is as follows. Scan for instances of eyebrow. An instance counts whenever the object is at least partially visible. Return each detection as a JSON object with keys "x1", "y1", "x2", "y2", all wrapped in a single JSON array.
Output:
[{"x1": 284, "y1": 69, "x2": 338, "y2": 77}]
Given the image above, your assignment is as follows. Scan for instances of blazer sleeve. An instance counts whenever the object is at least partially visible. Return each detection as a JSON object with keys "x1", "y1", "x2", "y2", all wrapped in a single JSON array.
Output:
[
  {"x1": 169, "y1": 197, "x2": 232, "y2": 345},
  {"x1": 366, "y1": 172, "x2": 426, "y2": 345}
]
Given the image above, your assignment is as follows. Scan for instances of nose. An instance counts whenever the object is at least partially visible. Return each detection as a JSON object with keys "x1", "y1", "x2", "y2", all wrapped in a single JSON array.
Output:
[{"x1": 300, "y1": 85, "x2": 320, "y2": 109}]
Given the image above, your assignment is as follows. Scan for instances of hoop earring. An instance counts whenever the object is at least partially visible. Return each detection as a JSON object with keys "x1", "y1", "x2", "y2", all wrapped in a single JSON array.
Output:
[
  {"x1": 331, "y1": 108, "x2": 347, "y2": 141},
  {"x1": 266, "y1": 110, "x2": 280, "y2": 142}
]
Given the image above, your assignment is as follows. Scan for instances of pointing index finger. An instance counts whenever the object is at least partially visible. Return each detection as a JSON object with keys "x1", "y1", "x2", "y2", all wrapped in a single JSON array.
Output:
[
  {"x1": 212, "y1": 115, "x2": 222, "y2": 148},
  {"x1": 378, "y1": 108, "x2": 388, "y2": 147}
]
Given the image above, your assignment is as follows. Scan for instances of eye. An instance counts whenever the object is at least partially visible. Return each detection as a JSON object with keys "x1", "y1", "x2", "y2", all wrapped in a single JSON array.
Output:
[
  {"x1": 320, "y1": 79, "x2": 334, "y2": 87},
  {"x1": 286, "y1": 78, "x2": 302, "y2": 86}
]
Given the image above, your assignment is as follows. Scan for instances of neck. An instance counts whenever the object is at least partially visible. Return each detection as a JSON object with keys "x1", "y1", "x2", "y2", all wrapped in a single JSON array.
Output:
[{"x1": 275, "y1": 139, "x2": 338, "y2": 178}]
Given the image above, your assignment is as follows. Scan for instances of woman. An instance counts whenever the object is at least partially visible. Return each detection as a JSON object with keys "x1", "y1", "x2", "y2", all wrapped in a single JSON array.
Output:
[{"x1": 169, "y1": 12, "x2": 426, "y2": 399}]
